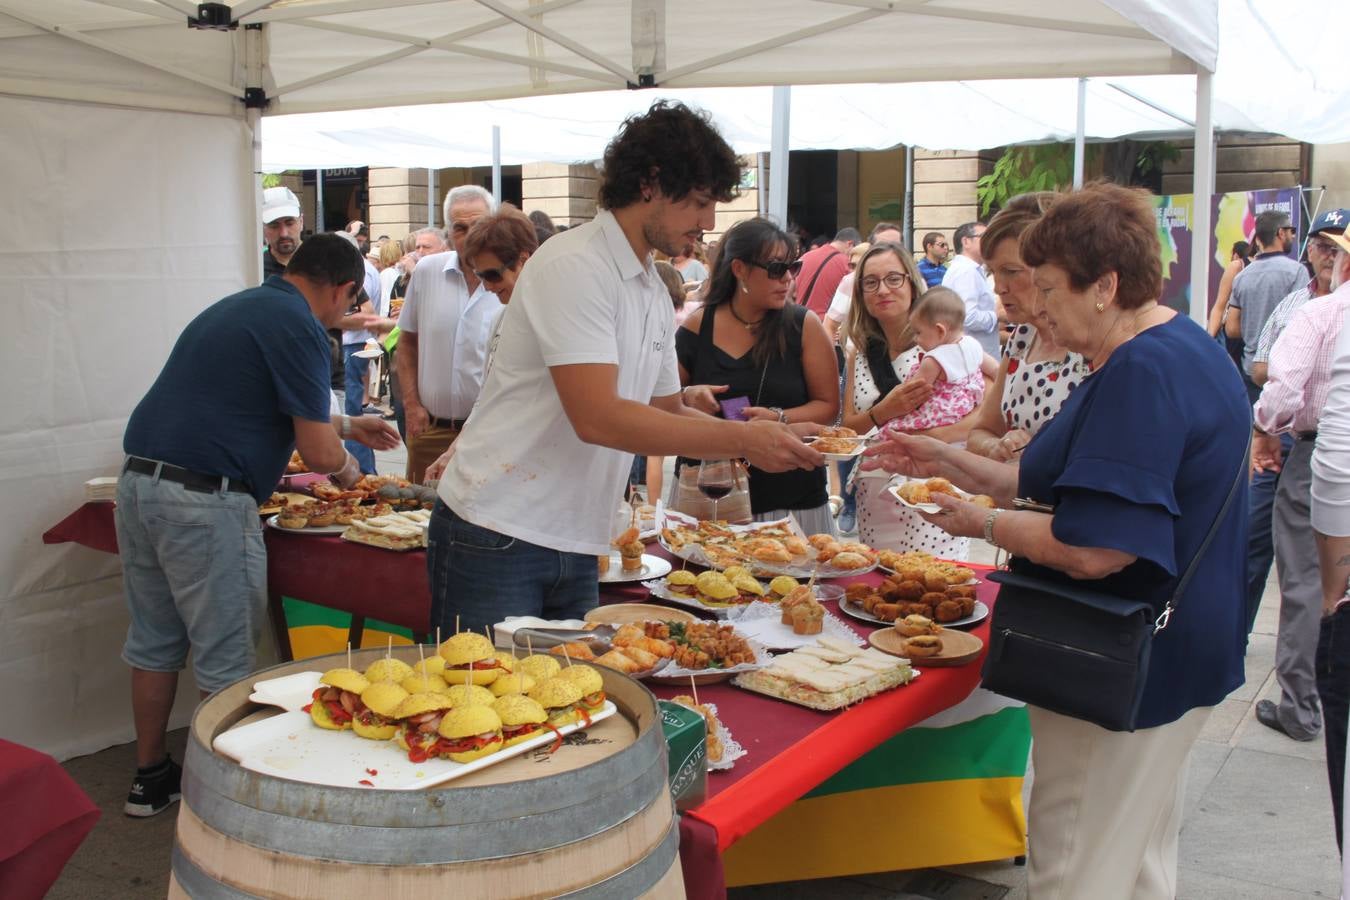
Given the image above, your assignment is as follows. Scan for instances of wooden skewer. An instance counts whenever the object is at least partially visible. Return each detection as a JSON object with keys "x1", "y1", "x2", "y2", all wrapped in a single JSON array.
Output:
[
  {"x1": 561, "y1": 644, "x2": 573, "y2": 668},
  {"x1": 455, "y1": 615, "x2": 461, "y2": 635},
  {"x1": 346, "y1": 642, "x2": 351, "y2": 671},
  {"x1": 525, "y1": 634, "x2": 533, "y2": 657},
  {"x1": 386, "y1": 635, "x2": 392, "y2": 660},
  {"x1": 436, "y1": 626, "x2": 441, "y2": 649},
  {"x1": 690, "y1": 674, "x2": 700, "y2": 708},
  {"x1": 484, "y1": 625, "x2": 494, "y2": 649}
]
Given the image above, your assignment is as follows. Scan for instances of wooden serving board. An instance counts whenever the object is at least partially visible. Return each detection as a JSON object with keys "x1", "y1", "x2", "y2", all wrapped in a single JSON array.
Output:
[{"x1": 868, "y1": 627, "x2": 983, "y2": 667}]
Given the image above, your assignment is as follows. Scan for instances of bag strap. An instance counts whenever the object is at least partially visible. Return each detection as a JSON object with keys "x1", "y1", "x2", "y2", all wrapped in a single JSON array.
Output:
[
  {"x1": 797, "y1": 250, "x2": 841, "y2": 305},
  {"x1": 1155, "y1": 432, "x2": 1251, "y2": 634}
]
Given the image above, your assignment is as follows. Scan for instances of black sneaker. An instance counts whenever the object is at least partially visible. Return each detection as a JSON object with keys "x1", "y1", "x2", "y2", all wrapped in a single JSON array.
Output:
[{"x1": 124, "y1": 756, "x2": 182, "y2": 818}]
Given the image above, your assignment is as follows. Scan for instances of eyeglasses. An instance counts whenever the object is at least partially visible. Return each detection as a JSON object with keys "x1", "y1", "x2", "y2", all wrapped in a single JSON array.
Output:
[
  {"x1": 747, "y1": 258, "x2": 803, "y2": 279},
  {"x1": 473, "y1": 267, "x2": 507, "y2": 283},
  {"x1": 861, "y1": 272, "x2": 910, "y2": 293},
  {"x1": 1309, "y1": 238, "x2": 1338, "y2": 254}
]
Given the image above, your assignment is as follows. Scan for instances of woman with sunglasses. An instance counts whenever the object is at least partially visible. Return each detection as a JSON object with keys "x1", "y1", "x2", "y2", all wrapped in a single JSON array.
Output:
[
  {"x1": 675, "y1": 217, "x2": 840, "y2": 532},
  {"x1": 840, "y1": 241, "x2": 978, "y2": 556},
  {"x1": 423, "y1": 205, "x2": 538, "y2": 482}
]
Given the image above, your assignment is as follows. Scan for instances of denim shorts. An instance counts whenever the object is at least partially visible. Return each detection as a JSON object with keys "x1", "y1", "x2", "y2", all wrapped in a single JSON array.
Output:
[
  {"x1": 426, "y1": 500, "x2": 598, "y2": 635},
  {"x1": 115, "y1": 468, "x2": 267, "y2": 693}
]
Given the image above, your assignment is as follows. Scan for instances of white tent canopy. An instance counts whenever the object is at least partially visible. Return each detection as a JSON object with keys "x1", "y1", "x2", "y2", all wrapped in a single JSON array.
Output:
[
  {"x1": 0, "y1": 0, "x2": 1213, "y2": 117},
  {"x1": 3, "y1": 0, "x2": 1226, "y2": 760}
]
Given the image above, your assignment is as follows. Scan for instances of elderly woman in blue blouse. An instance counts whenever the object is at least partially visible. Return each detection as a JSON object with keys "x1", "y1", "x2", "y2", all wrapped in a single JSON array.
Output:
[{"x1": 865, "y1": 183, "x2": 1249, "y2": 899}]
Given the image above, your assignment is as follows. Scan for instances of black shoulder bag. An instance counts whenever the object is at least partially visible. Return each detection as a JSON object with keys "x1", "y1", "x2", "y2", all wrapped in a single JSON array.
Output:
[{"x1": 982, "y1": 437, "x2": 1249, "y2": 732}]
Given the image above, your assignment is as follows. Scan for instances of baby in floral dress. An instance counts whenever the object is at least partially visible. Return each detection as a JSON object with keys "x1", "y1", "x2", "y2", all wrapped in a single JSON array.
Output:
[{"x1": 889, "y1": 287, "x2": 998, "y2": 432}]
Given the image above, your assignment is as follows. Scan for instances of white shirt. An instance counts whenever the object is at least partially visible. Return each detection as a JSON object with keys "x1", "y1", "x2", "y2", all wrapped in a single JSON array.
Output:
[
  {"x1": 379, "y1": 266, "x2": 400, "y2": 306},
  {"x1": 440, "y1": 209, "x2": 681, "y2": 555},
  {"x1": 825, "y1": 272, "x2": 854, "y2": 323},
  {"x1": 344, "y1": 259, "x2": 385, "y2": 347},
  {"x1": 942, "y1": 254, "x2": 1000, "y2": 356},
  {"x1": 396, "y1": 250, "x2": 502, "y2": 420},
  {"x1": 925, "y1": 335, "x2": 984, "y2": 381}
]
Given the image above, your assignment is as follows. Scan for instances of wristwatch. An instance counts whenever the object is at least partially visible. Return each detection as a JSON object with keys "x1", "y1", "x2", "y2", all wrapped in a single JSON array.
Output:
[{"x1": 340, "y1": 414, "x2": 353, "y2": 439}]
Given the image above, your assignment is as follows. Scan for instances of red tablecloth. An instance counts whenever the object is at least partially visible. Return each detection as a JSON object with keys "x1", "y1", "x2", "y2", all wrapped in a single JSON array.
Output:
[
  {"x1": 43, "y1": 501, "x2": 433, "y2": 659},
  {"x1": 0, "y1": 740, "x2": 100, "y2": 900},
  {"x1": 601, "y1": 554, "x2": 995, "y2": 854}
]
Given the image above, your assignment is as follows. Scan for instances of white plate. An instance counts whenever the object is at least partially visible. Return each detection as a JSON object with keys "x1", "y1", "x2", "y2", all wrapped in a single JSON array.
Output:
[
  {"x1": 804, "y1": 436, "x2": 867, "y2": 462},
  {"x1": 599, "y1": 553, "x2": 672, "y2": 584},
  {"x1": 213, "y1": 701, "x2": 617, "y2": 790},
  {"x1": 837, "y1": 596, "x2": 989, "y2": 630},
  {"x1": 887, "y1": 479, "x2": 980, "y2": 514},
  {"x1": 265, "y1": 514, "x2": 347, "y2": 536},
  {"x1": 249, "y1": 671, "x2": 324, "y2": 712},
  {"x1": 727, "y1": 601, "x2": 865, "y2": 650},
  {"x1": 353, "y1": 348, "x2": 382, "y2": 359}
]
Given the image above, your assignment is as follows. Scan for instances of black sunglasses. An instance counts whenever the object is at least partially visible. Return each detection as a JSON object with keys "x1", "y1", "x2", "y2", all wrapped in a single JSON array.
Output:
[
  {"x1": 473, "y1": 267, "x2": 507, "y2": 283},
  {"x1": 747, "y1": 258, "x2": 803, "y2": 279}
]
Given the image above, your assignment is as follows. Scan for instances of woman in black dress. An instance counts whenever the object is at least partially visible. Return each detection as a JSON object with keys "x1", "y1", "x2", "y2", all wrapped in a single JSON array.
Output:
[{"x1": 675, "y1": 218, "x2": 840, "y2": 532}]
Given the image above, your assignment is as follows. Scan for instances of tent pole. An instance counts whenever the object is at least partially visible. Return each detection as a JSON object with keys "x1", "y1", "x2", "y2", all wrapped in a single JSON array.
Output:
[
  {"x1": 756, "y1": 153, "x2": 766, "y2": 218},
  {"x1": 1190, "y1": 68, "x2": 1214, "y2": 327},
  {"x1": 492, "y1": 125, "x2": 502, "y2": 204},
  {"x1": 428, "y1": 168, "x2": 437, "y2": 227},
  {"x1": 903, "y1": 145, "x2": 914, "y2": 250},
  {"x1": 769, "y1": 85, "x2": 790, "y2": 228},
  {"x1": 1073, "y1": 77, "x2": 1086, "y2": 189},
  {"x1": 316, "y1": 168, "x2": 325, "y2": 232},
  {"x1": 246, "y1": 107, "x2": 263, "y2": 288}
]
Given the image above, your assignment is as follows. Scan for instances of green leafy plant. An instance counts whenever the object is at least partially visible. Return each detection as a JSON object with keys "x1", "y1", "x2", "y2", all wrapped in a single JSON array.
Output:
[{"x1": 976, "y1": 141, "x2": 1179, "y2": 216}]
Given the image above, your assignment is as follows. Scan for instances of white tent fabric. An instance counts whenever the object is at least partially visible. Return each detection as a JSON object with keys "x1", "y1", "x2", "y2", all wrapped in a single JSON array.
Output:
[
  {"x1": 261, "y1": 76, "x2": 1262, "y2": 170},
  {"x1": 1, "y1": 0, "x2": 1211, "y2": 119},
  {"x1": 0, "y1": 0, "x2": 1220, "y2": 761},
  {"x1": 1, "y1": 95, "x2": 254, "y2": 758}
]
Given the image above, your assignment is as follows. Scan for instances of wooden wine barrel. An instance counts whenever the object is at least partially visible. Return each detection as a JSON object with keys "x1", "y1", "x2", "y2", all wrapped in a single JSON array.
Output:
[{"x1": 169, "y1": 648, "x2": 682, "y2": 899}]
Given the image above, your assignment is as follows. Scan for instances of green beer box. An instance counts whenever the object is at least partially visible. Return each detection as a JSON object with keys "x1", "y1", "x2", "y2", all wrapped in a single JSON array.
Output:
[{"x1": 659, "y1": 700, "x2": 708, "y2": 811}]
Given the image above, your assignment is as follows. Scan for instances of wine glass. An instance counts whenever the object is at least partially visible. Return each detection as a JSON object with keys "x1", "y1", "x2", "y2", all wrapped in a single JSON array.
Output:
[{"x1": 697, "y1": 459, "x2": 735, "y2": 523}]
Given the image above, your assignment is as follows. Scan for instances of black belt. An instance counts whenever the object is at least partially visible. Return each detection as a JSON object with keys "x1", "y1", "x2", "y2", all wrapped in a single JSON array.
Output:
[
  {"x1": 429, "y1": 416, "x2": 467, "y2": 430},
  {"x1": 1296, "y1": 431, "x2": 1318, "y2": 442},
  {"x1": 123, "y1": 457, "x2": 252, "y2": 495}
]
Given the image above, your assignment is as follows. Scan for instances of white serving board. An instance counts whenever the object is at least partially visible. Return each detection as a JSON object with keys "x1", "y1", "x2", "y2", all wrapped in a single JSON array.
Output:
[
  {"x1": 727, "y1": 601, "x2": 865, "y2": 650},
  {"x1": 249, "y1": 671, "x2": 324, "y2": 712},
  {"x1": 213, "y1": 701, "x2": 617, "y2": 790}
]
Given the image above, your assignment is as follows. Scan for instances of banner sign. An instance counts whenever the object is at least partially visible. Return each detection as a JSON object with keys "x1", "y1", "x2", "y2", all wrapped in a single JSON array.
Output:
[{"x1": 1152, "y1": 188, "x2": 1302, "y2": 313}]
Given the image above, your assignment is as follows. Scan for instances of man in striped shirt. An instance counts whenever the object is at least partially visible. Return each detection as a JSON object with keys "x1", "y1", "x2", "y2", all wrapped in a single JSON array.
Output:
[{"x1": 1252, "y1": 234, "x2": 1350, "y2": 742}]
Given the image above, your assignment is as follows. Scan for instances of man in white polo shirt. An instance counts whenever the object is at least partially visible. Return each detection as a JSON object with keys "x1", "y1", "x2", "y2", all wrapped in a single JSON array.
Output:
[
  {"x1": 431, "y1": 101, "x2": 823, "y2": 633},
  {"x1": 397, "y1": 185, "x2": 500, "y2": 482}
]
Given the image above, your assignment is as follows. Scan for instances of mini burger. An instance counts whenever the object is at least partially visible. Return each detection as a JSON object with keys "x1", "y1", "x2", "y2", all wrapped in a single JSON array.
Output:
[
  {"x1": 433, "y1": 705, "x2": 504, "y2": 763},
  {"x1": 492, "y1": 694, "x2": 548, "y2": 748},
  {"x1": 529, "y1": 677, "x2": 584, "y2": 728},
  {"x1": 352, "y1": 682, "x2": 408, "y2": 740},
  {"x1": 768, "y1": 575, "x2": 800, "y2": 600},
  {"x1": 304, "y1": 668, "x2": 369, "y2": 730},
  {"x1": 665, "y1": 570, "x2": 698, "y2": 597},
  {"x1": 489, "y1": 672, "x2": 536, "y2": 698},
  {"x1": 694, "y1": 571, "x2": 739, "y2": 606},
  {"x1": 401, "y1": 672, "x2": 449, "y2": 695},
  {"x1": 412, "y1": 655, "x2": 446, "y2": 678},
  {"x1": 492, "y1": 652, "x2": 517, "y2": 673},
  {"x1": 438, "y1": 633, "x2": 504, "y2": 686},
  {"x1": 442, "y1": 683, "x2": 496, "y2": 707},
  {"x1": 517, "y1": 653, "x2": 562, "y2": 682},
  {"x1": 556, "y1": 665, "x2": 606, "y2": 715},
  {"x1": 393, "y1": 692, "x2": 454, "y2": 762},
  {"x1": 903, "y1": 634, "x2": 944, "y2": 658},
  {"x1": 364, "y1": 657, "x2": 414, "y2": 684}
]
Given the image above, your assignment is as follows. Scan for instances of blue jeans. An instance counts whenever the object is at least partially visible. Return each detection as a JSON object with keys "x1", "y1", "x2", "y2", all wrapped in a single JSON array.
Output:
[
  {"x1": 115, "y1": 468, "x2": 266, "y2": 693},
  {"x1": 426, "y1": 500, "x2": 599, "y2": 635},
  {"x1": 342, "y1": 345, "x2": 376, "y2": 474},
  {"x1": 1245, "y1": 431, "x2": 1294, "y2": 635},
  {"x1": 1317, "y1": 604, "x2": 1350, "y2": 851}
]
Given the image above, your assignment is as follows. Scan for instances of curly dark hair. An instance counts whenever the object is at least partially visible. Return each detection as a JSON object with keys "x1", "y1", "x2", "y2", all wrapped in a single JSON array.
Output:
[
  {"x1": 1020, "y1": 182, "x2": 1162, "y2": 310},
  {"x1": 598, "y1": 101, "x2": 741, "y2": 210}
]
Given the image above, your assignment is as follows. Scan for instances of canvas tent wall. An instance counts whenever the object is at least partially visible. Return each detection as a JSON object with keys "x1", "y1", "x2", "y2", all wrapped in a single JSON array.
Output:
[{"x1": 0, "y1": 0, "x2": 1216, "y2": 759}]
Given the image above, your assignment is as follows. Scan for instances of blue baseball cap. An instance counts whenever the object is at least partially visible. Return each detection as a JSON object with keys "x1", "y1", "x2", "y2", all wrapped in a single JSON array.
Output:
[{"x1": 1311, "y1": 208, "x2": 1348, "y2": 236}]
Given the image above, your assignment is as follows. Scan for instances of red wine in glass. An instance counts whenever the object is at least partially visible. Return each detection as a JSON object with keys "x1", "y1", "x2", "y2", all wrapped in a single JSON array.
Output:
[{"x1": 697, "y1": 459, "x2": 735, "y2": 522}]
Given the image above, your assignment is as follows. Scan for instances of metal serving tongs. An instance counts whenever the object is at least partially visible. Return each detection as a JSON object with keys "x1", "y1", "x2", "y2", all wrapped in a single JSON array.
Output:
[{"x1": 511, "y1": 625, "x2": 616, "y2": 652}]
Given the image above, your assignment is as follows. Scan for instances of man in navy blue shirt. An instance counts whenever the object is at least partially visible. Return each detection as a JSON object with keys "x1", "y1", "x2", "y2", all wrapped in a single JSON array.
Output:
[
  {"x1": 116, "y1": 234, "x2": 398, "y2": 818},
  {"x1": 916, "y1": 231, "x2": 949, "y2": 287}
]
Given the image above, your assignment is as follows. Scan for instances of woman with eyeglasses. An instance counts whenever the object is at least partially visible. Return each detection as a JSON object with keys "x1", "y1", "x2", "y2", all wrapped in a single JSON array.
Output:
[
  {"x1": 839, "y1": 241, "x2": 978, "y2": 556},
  {"x1": 423, "y1": 205, "x2": 539, "y2": 482},
  {"x1": 674, "y1": 217, "x2": 840, "y2": 532}
]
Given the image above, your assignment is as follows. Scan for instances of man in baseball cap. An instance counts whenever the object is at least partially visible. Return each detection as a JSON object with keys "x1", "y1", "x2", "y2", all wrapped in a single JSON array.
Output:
[{"x1": 262, "y1": 186, "x2": 303, "y2": 279}]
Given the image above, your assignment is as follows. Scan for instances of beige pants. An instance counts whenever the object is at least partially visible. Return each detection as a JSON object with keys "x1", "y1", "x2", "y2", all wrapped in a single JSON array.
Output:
[
  {"x1": 1027, "y1": 704, "x2": 1211, "y2": 900},
  {"x1": 405, "y1": 423, "x2": 458, "y2": 484}
]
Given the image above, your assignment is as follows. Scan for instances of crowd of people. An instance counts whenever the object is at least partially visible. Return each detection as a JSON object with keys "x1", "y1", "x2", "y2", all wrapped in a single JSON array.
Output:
[{"x1": 108, "y1": 97, "x2": 1350, "y2": 897}]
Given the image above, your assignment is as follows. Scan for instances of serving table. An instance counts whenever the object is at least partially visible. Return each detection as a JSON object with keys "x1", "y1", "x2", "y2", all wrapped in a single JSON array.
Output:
[
  {"x1": 0, "y1": 740, "x2": 100, "y2": 900},
  {"x1": 44, "y1": 501, "x2": 1027, "y2": 896}
]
